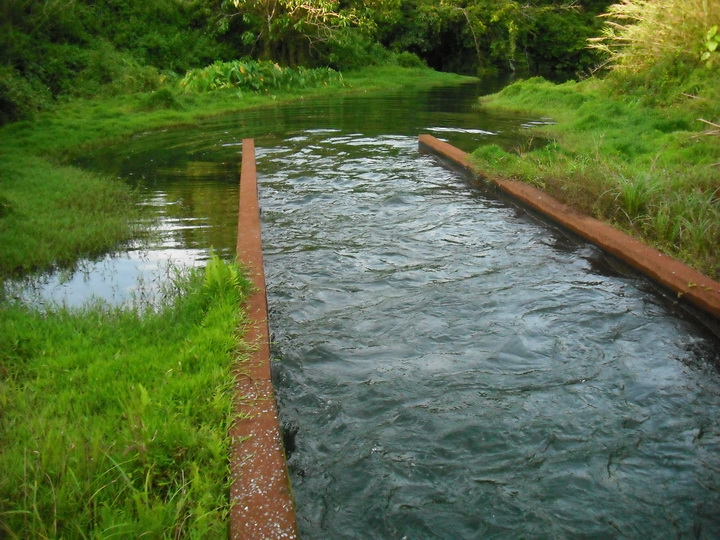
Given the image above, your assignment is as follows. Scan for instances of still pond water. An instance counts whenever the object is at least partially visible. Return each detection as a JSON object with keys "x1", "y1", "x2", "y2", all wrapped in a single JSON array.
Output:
[{"x1": 21, "y1": 81, "x2": 720, "y2": 537}]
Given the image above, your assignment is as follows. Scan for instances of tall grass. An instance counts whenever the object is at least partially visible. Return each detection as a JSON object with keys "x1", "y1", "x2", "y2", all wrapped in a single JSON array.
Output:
[
  {"x1": 0, "y1": 256, "x2": 252, "y2": 537},
  {"x1": 472, "y1": 76, "x2": 720, "y2": 278},
  {"x1": 589, "y1": 0, "x2": 720, "y2": 72},
  {"x1": 588, "y1": 0, "x2": 720, "y2": 111}
]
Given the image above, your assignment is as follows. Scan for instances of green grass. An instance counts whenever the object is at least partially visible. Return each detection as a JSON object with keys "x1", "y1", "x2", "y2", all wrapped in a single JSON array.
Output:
[
  {"x1": 0, "y1": 256, "x2": 252, "y2": 538},
  {"x1": 471, "y1": 74, "x2": 720, "y2": 279},
  {"x1": 0, "y1": 154, "x2": 144, "y2": 276},
  {"x1": 0, "y1": 65, "x2": 472, "y2": 279}
]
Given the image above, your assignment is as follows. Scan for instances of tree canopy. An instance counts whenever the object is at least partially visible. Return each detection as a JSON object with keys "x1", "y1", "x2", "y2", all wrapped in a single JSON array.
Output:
[{"x1": 0, "y1": 0, "x2": 614, "y2": 122}]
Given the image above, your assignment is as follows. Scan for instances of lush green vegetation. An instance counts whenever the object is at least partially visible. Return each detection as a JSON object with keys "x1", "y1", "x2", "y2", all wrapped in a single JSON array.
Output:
[
  {"x1": 0, "y1": 256, "x2": 252, "y2": 537},
  {"x1": 472, "y1": 0, "x2": 720, "y2": 279},
  {"x1": 180, "y1": 59, "x2": 344, "y2": 93},
  {"x1": 1, "y1": 0, "x2": 612, "y2": 124},
  {"x1": 3, "y1": 0, "x2": 717, "y2": 535},
  {"x1": 362, "y1": 0, "x2": 612, "y2": 75}
]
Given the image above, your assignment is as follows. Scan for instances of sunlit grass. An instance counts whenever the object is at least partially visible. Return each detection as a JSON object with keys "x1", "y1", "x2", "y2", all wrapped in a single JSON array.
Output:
[
  {"x1": 0, "y1": 256, "x2": 252, "y2": 537},
  {"x1": 588, "y1": 0, "x2": 719, "y2": 75}
]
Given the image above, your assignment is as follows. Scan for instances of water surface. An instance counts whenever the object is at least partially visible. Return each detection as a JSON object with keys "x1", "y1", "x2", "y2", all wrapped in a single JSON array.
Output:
[{"x1": 259, "y1": 132, "x2": 720, "y2": 538}]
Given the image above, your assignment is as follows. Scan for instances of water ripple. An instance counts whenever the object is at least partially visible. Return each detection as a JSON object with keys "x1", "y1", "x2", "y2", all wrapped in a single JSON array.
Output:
[{"x1": 262, "y1": 131, "x2": 720, "y2": 538}]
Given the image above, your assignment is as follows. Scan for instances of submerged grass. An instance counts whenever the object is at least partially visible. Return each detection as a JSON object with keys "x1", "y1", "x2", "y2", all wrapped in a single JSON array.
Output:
[
  {"x1": 471, "y1": 74, "x2": 720, "y2": 279},
  {"x1": 0, "y1": 256, "x2": 252, "y2": 537}
]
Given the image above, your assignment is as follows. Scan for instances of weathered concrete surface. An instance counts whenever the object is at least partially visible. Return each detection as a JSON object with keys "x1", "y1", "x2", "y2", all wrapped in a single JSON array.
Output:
[
  {"x1": 419, "y1": 134, "x2": 720, "y2": 321},
  {"x1": 231, "y1": 139, "x2": 298, "y2": 539}
]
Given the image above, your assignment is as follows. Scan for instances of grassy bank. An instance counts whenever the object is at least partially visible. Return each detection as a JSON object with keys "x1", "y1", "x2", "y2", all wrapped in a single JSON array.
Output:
[
  {"x1": 473, "y1": 70, "x2": 720, "y2": 279},
  {"x1": 0, "y1": 256, "x2": 251, "y2": 537},
  {"x1": 470, "y1": 1, "x2": 719, "y2": 280},
  {"x1": 0, "y1": 65, "x2": 471, "y2": 279}
]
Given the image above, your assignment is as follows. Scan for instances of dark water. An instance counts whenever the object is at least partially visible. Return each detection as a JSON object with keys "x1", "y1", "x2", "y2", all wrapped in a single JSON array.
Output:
[
  {"x1": 259, "y1": 134, "x2": 720, "y2": 538},
  {"x1": 16, "y1": 81, "x2": 720, "y2": 537}
]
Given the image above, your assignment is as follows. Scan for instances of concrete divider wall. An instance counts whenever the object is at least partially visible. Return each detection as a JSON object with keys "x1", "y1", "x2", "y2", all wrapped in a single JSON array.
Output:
[
  {"x1": 231, "y1": 139, "x2": 298, "y2": 539},
  {"x1": 419, "y1": 134, "x2": 720, "y2": 322}
]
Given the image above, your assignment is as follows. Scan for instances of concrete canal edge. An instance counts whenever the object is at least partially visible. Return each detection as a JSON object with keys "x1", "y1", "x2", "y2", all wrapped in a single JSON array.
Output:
[
  {"x1": 231, "y1": 139, "x2": 298, "y2": 538},
  {"x1": 418, "y1": 134, "x2": 720, "y2": 322}
]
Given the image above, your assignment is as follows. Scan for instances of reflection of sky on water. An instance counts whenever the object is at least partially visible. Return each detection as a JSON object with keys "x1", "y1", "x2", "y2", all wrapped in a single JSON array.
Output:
[
  {"x1": 8, "y1": 247, "x2": 208, "y2": 309},
  {"x1": 5, "y1": 173, "x2": 238, "y2": 308},
  {"x1": 428, "y1": 126, "x2": 496, "y2": 136}
]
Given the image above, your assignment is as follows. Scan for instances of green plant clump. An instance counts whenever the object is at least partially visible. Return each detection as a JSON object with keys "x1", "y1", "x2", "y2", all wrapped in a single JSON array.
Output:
[
  {"x1": 180, "y1": 59, "x2": 344, "y2": 94},
  {"x1": 0, "y1": 256, "x2": 252, "y2": 537},
  {"x1": 701, "y1": 25, "x2": 720, "y2": 68}
]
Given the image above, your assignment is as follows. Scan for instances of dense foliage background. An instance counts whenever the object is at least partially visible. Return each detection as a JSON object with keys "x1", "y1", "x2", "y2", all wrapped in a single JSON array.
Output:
[{"x1": 0, "y1": 0, "x2": 612, "y2": 123}]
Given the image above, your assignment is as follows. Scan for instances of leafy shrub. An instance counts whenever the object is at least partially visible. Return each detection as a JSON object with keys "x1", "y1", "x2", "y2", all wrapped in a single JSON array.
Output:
[
  {"x1": 525, "y1": 7, "x2": 606, "y2": 76},
  {"x1": 103, "y1": 0, "x2": 233, "y2": 73},
  {"x1": 392, "y1": 51, "x2": 427, "y2": 68},
  {"x1": 179, "y1": 59, "x2": 344, "y2": 94},
  {"x1": 0, "y1": 67, "x2": 52, "y2": 124},
  {"x1": 74, "y1": 41, "x2": 164, "y2": 97},
  {"x1": 701, "y1": 25, "x2": 720, "y2": 68},
  {"x1": 324, "y1": 30, "x2": 392, "y2": 70},
  {"x1": 139, "y1": 87, "x2": 183, "y2": 111}
]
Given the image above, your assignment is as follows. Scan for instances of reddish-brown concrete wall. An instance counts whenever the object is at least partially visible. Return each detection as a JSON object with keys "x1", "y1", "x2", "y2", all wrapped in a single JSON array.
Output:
[
  {"x1": 231, "y1": 139, "x2": 298, "y2": 539},
  {"x1": 419, "y1": 134, "x2": 720, "y2": 321}
]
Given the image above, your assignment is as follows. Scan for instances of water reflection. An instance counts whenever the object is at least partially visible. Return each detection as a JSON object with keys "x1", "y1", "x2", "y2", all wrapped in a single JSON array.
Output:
[{"x1": 8, "y1": 248, "x2": 205, "y2": 309}]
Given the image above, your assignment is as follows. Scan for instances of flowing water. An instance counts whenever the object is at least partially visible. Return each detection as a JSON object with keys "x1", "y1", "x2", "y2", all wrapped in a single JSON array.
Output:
[{"x1": 13, "y1": 81, "x2": 720, "y2": 537}]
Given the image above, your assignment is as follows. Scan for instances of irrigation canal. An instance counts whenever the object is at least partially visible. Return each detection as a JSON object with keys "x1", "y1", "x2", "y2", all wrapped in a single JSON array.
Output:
[{"x1": 13, "y1": 80, "x2": 720, "y2": 537}]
